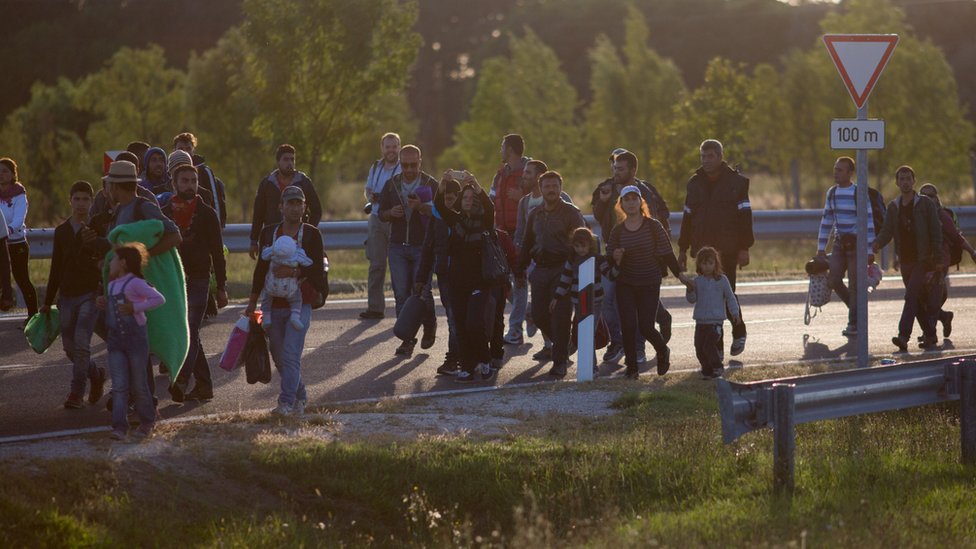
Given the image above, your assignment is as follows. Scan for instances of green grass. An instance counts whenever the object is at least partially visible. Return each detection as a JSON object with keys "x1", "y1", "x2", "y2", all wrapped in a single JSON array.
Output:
[{"x1": 3, "y1": 367, "x2": 976, "y2": 547}]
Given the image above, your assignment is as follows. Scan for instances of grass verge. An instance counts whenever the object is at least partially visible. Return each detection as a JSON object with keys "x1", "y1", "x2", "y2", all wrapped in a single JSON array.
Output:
[{"x1": 2, "y1": 365, "x2": 975, "y2": 547}]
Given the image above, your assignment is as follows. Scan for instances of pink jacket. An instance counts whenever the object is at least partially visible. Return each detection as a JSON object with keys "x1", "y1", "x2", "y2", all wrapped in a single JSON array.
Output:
[{"x1": 108, "y1": 273, "x2": 166, "y2": 326}]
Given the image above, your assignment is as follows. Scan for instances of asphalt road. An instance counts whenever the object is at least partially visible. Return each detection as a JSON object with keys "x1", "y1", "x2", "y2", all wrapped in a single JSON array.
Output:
[{"x1": 3, "y1": 276, "x2": 976, "y2": 439}]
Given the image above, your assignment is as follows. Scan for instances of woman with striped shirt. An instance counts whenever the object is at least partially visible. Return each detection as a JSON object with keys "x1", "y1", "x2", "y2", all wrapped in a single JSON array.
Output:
[{"x1": 607, "y1": 186, "x2": 685, "y2": 379}]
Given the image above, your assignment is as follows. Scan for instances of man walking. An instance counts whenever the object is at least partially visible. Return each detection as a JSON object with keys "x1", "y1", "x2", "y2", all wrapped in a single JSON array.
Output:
[
  {"x1": 592, "y1": 150, "x2": 672, "y2": 363},
  {"x1": 815, "y1": 156, "x2": 876, "y2": 337},
  {"x1": 678, "y1": 139, "x2": 753, "y2": 357},
  {"x1": 490, "y1": 134, "x2": 530, "y2": 344},
  {"x1": 249, "y1": 144, "x2": 322, "y2": 260},
  {"x1": 873, "y1": 166, "x2": 943, "y2": 351},
  {"x1": 515, "y1": 171, "x2": 585, "y2": 378},
  {"x1": 174, "y1": 132, "x2": 227, "y2": 228},
  {"x1": 377, "y1": 145, "x2": 438, "y2": 356},
  {"x1": 245, "y1": 186, "x2": 326, "y2": 415},
  {"x1": 163, "y1": 158, "x2": 228, "y2": 402},
  {"x1": 360, "y1": 132, "x2": 402, "y2": 320}
]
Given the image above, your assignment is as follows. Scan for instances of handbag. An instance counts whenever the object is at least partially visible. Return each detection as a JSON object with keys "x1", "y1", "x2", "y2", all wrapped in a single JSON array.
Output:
[
  {"x1": 243, "y1": 319, "x2": 272, "y2": 384},
  {"x1": 481, "y1": 230, "x2": 511, "y2": 285},
  {"x1": 25, "y1": 308, "x2": 60, "y2": 354}
]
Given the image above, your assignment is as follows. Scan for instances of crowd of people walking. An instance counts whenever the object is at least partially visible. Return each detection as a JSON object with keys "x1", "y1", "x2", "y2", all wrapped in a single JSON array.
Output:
[{"x1": 2, "y1": 128, "x2": 974, "y2": 440}]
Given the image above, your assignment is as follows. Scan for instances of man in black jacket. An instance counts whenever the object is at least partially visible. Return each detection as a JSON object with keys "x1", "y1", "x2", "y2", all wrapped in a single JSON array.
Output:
[
  {"x1": 174, "y1": 132, "x2": 227, "y2": 228},
  {"x1": 678, "y1": 139, "x2": 754, "y2": 357},
  {"x1": 163, "y1": 160, "x2": 228, "y2": 402},
  {"x1": 249, "y1": 144, "x2": 322, "y2": 260},
  {"x1": 378, "y1": 145, "x2": 438, "y2": 356}
]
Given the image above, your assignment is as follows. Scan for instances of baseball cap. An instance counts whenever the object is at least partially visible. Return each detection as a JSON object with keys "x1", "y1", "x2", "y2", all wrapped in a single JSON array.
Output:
[
  {"x1": 281, "y1": 186, "x2": 306, "y2": 203},
  {"x1": 619, "y1": 185, "x2": 641, "y2": 198}
]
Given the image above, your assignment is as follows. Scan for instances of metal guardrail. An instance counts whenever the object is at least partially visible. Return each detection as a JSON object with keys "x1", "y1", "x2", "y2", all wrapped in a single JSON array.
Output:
[
  {"x1": 21, "y1": 206, "x2": 976, "y2": 260},
  {"x1": 717, "y1": 355, "x2": 976, "y2": 494}
]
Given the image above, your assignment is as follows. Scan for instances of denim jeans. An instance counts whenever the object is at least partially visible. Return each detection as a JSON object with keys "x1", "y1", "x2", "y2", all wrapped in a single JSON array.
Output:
[
  {"x1": 388, "y1": 243, "x2": 434, "y2": 334},
  {"x1": 365, "y1": 215, "x2": 390, "y2": 313},
  {"x1": 58, "y1": 292, "x2": 99, "y2": 396},
  {"x1": 267, "y1": 304, "x2": 311, "y2": 407},
  {"x1": 828, "y1": 247, "x2": 858, "y2": 326},
  {"x1": 175, "y1": 277, "x2": 212, "y2": 393},
  {"x1": 508, "y1": 283, "x2": 527, "y2": 334},
  {"x1": 695, "y1": 323, "x2": 724, "y2": 375},
  {"x1": 436, "y1": 274, "x2": 459, "y2": 360},
  {"x1": 106, "y1": 283, "x2": 154, "y2": 433}
]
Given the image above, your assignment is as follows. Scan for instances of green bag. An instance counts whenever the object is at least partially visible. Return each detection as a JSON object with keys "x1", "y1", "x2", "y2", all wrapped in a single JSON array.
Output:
[{"x1": 25, "y1": 308, "x2": 60, "y2": 354}]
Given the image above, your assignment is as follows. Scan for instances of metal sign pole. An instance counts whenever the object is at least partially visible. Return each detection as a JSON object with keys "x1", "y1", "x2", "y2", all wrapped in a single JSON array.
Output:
[{"x1": 856, "y1": 102, "x2": 870, "y2": 368}]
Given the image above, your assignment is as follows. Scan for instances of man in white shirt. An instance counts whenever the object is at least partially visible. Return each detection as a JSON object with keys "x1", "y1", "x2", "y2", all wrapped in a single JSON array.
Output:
[{"x1": 360, "y1": 132, "x2": 402, "y2": 320}]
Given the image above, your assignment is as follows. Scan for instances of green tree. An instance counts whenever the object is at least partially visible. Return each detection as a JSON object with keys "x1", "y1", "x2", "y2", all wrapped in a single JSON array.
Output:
[
  {"x1": 440, "y1": 28, "x2": 580, "y2": 190},
  {"x1": 77, "y1": 45, "x2": 187, "y2": 164},
  {"x1": 582, "y1": 5, "x2": 686, "y2": 187},
  {"x1": 243, "y1": 0, "x2": 422, "y2": 194}
]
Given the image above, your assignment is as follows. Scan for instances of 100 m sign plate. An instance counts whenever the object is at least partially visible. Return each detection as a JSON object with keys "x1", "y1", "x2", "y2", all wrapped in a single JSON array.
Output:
[{"x1": 830, "y1": 119, "x2": 885, "y2": 150}]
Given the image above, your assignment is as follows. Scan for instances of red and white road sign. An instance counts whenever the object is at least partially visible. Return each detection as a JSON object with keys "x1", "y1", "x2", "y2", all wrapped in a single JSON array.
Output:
[
  {"x1": 103, "y1": 150, "x2": 125, "y2": 175},
  {"x1": 823, "y1": 34, "x2": 899, "y2": 109}
]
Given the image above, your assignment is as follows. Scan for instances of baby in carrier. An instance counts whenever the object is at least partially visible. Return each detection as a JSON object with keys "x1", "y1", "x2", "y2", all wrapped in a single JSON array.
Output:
[{"x1": 261, "y1": 234, "x2": 313, "y2": 330}]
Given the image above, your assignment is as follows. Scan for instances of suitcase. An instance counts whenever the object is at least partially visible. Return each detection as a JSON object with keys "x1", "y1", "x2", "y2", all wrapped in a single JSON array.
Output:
[{"x1": 393, "y1": 294, "x2": 426, "y2": 341}]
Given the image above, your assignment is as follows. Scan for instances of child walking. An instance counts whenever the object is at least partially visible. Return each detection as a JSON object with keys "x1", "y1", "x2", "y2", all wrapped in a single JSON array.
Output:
[
  {"x1": 261, "y1": 234, "x2": 313, "y2": 330},
  {"x1": 681, "y1": 246, "x2": 740, "y2": 379},
  {"x1": 102, "y1": 243, "x2": 165, "y2": 440},
  {"x1": 551, "y1": 227, "x2": 607, "y2": 376}
]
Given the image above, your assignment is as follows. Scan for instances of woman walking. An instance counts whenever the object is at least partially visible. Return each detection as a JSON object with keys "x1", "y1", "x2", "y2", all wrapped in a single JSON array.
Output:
[
  {"x1": 607, "y1": 185, "x2": 682, "y2": 379},
  {"x1": 0, "y1": 157, "x2": 38, "y2": 321}
]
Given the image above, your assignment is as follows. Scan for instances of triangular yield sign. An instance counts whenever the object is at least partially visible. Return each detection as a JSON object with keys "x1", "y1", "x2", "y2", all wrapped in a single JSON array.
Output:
[{"x1": 823, "y1": 34, "x2": 899, "y2": 109}]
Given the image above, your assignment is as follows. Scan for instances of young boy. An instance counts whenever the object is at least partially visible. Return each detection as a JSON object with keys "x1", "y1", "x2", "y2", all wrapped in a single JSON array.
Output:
[{"x1": 41, "y1": 181, "x2": 107, "y2": 408}]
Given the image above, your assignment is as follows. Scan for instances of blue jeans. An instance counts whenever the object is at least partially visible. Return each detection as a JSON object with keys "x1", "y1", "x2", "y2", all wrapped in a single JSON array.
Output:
[
  {"x1": 175, "y1": 277, "x2": 212, "y2": 392},
  {"x1": 436, "y1": 274, "x2": 459, "y2": 360},
  {"x1": 267, "y1": 304, "x2": 311, "y2": 407},
  {"x1": 388, "y1": 243, "x2": 434, "y2": 334},
  {"x1": 59, "y1": 293, "x2": 99, "y2": 396},
  {"x1": 107, "y1": 289, "x2": 154, "y2": 432},
  {"x1": 508, "y1": 283, "x2": 527, "y2": 333}
]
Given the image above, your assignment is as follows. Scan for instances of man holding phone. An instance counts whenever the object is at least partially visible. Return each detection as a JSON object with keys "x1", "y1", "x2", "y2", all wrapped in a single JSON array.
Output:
[{"x1": 377, "y1": 145, "x2": 438, "y2": 356}]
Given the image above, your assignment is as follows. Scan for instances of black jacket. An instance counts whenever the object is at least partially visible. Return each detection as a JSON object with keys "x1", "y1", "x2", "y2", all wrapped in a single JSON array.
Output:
[
  {"x1": 417, "y1": 214, "x2": 451, "y2": 282},
  {"x1": 678, "y1": 163, "x2": 754, "y2": 256},
  {"x1": 517, "y1": 199, "x2": 586, "y2": 273},
  {"x1": 249, "y1": 170, "x2": 322, "y2": 244},
  {"x1": 377, "y1": 172, "x2": 438, "y2": 246},
  {"x1": 44, "y1": 220, "x2": 102, "y2": 305},
  {"x1": 193, "y1": 154, "x2": 228, "y2": 228},
  {"x1": 162, "y1": 198, "x2": 227, "y2": 288},
  {"x1": 591, "y1": 178, "x2": 670, "y2": 239}
]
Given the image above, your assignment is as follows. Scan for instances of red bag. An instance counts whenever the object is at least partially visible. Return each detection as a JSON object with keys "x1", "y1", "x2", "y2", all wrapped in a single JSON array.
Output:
[{"x1": 219, "y1": 311, "x2": 261, "y2": 371}]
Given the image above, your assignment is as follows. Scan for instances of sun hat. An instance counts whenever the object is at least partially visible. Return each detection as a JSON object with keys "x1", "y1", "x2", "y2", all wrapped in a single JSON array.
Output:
[{"x1": 102, "y1": 161, "x2": 138, "y2": 184}]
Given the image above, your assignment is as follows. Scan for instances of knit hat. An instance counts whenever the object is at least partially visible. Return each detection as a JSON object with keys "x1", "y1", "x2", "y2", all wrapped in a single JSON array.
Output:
[
  {"x1": 281, "y1": 186, "x2": 305, "y2": 203},
  {"x1": 102, "y1": 161, "x2": 139, "y2": 184},
  {"x1": 167, "y1": 150, "x2": 194, "y2": 174}
]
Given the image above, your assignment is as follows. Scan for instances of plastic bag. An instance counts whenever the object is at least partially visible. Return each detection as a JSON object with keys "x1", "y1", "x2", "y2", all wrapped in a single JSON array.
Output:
[
  {"x1": 243, "y1": 318, "x2": 272, "y2": 384},
  {"x1": 25, "y1": 308, "x2": 60, "y2": 354},
  {"x1": 219, "y1": 311, "x2": 261, "y2": 372}
]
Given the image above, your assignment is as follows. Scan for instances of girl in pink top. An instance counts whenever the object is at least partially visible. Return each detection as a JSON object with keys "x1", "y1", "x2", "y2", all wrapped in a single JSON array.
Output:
[{"x1": 103, "y1": 243, "x2": 165, "y2": 441}]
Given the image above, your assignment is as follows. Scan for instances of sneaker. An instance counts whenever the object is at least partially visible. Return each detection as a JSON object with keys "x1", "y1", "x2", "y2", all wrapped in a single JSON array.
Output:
[
  {"x1": 271, "y1": 404, "x2": 293, "y2": 416},
  {"x1": 421, "y1": 326, "x2": 436, "y2": 349},
  {"x1": 636, "y1": 352, "x2": 646, "y2": 364},
  {"x1": 395, "y1": 339, "x2": 416, "y2": 356},
  {"x1": 436, "y1": 359, "x2": 459, "y2": 376},
  {"x1": 532, "y1": 346, "x2": 553, "y2": 361},
  {"x1": 602, "y1": 343, "x2": 624, "y2": 364},
  {"x1": 185, "y1": 386, "x2": 214, "y2": 401},
  {"x1": 656, "y1": 347, "x2": 671, "y2": 376},
  {"x1": 943, "y1": 311, "x2": 954, "y2": 338},
  {"x1": 526, "y1": 319, "x2": 538, "y2": 338},
  {"x1": 479, "y1": 363, "x2": 496, "y2": 381},
  {"x1": 88, "y1": 367, "x2": 106, "y2": 404},
  {"x1": 624, "y1": 364, "x2": 639, "y2": 380},
  {"x1": 730, "y1": 336, "x2": 746, "y2": 357},
  {"x1": 359, "y1": 310, "x2": 384, "y2": 320},
  {"x1": 703, "y1": 367, "x2": 725, "y2": 380},
  {"x1": 168, "y1": 384, "x2": 185, "y2": 403},
  {"x1": 454, "y1": 370, "x2": 477, "y2": 383},
  {"x1": 63, "y1": 393, "x2": 84, "y2": 409},
  {"x1": 110, "y1": 430, "x2": 127, "y2": 441},
  {"x1": 842, "y1": 324, "x2": 857, "y2": 337},
  {"x1": 132, "y1": 425, "x2": 153, "y2": 440},
  {"x1": 891, "y1": 335, "x2": 908, "y2": 352},
  {"x1": 547, "y1": 361, "x2": 568, "y2": 379},
  {"x1": 293, "y1": 398, "x2": 307, "y2": 416},
  {"x1": 503, "y1": 330, "x2": 524, "y2": 345},
  {"x1": 919, "y1": 335, "x2": 939, "y2": 349}
]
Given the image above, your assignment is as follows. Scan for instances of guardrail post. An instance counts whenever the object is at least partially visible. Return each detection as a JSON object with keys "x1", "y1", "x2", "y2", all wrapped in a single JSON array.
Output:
[
  {"x1": 772, "y1": 383, "x2": 796, "y2": 495},
  {"x1": 960, "y1": 360, "x2": 976, "y2": 465}
]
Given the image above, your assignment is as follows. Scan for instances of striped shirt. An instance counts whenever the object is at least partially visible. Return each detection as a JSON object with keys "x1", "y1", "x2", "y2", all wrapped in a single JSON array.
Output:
[
  {"x1": 817, "y1": 184, "x2": 875, "y2": 252},
  {"x1": 554, "y1": 254, "x2": 607, "y2": 308},
  {"x1": 607, "y1": 217, "x2": 675, "y2": 285}
]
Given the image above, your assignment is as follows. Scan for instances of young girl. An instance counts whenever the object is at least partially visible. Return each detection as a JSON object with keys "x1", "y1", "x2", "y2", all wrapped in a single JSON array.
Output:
[
  {"x1": 551, "y1": 227, "x2": 607, "y2": 375},
  {"x1": 681, "y1": 247, "x2": 740, "y2": 379},
  {"x1": 104, "y1": 242, "x2": 165, "y2": 440}
]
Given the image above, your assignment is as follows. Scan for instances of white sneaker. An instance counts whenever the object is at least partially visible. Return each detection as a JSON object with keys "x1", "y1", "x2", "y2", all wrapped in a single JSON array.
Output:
[{"x1": 503, "y1": 330, "x2": 523, "y2": 345}]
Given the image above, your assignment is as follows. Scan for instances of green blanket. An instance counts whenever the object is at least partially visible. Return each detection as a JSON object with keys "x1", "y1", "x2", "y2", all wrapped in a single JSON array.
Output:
[{"x1": 103, "y1": 219, "x2": 189, "y2": 385}]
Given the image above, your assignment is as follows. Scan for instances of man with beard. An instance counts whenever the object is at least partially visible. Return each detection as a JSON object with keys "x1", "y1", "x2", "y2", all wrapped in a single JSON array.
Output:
[
  {"x1": 515, "y1": 171, "x2": 585, "y2": 378},
  {"x1": 360, "y1": 132, "x2": 402, "y2": 320},
  {"x1": 162, "y1": 159, "x2": 228, "y2": 402},
  {"x1": 249, "y1": 144, "x2": 323, "y2": 260},
  {"x1": 592, "y1": 150, "x2": 672, "y2": 364},
  {"x1": 173, "y1": 132, "x2": 227, "y2": 228},
  {"x1": 139, "y1": 147, "x2": 171, "y2": 195}
]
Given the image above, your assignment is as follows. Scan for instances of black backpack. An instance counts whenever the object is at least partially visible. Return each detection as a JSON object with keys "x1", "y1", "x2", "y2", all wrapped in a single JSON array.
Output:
[
  {"x1": 828, "y1": 185, "x2": 886, "y2": 236},
  {"x1": 944, "y1": 207, "x2": 964, "y2": 267}
]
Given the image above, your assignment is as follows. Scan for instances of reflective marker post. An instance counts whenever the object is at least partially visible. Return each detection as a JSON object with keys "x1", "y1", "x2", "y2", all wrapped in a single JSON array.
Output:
[{"x1": 577, "y1": 256, "x2": 595, "y2": 382}]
